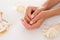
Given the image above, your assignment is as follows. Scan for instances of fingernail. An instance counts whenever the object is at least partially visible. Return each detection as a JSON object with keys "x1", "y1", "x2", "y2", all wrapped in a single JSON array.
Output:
[
  {"x1": 31, "y1": 15, "x2": 34, "y2": 19},
  {"x1": 30, "y1": 21, "x2": 33, "y2": 24}
]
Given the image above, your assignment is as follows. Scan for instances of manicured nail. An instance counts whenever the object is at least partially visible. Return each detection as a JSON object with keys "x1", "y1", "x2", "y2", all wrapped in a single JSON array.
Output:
[
  {"x1": 30, "y1": 21, "x2": 33, "y2": 24},
  {"x1": 31, "y1": 15, "x2": 34, "y2": 19}
]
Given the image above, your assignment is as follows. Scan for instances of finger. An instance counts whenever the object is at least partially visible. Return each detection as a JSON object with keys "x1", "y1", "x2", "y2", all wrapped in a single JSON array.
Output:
[
  {"x1": 27, "y1": 7, "x2": 37, "y2": 19},
  {"x1": 31, "y1": 19, "x2": 44, "y2": 29},
  {"x1": 21, "y1": 19, "x2": 32, "y2": 29},
  {"x1": 24, "y1": 15, "x2": 30, "y2": 23},
  {"x1": 31, "y1": 9, "x2": 41, "y2": 19},
  {"x1": 24, "y1": 7, "x2": 31, "y2": 22},
  {"x1": 30, "y1": 7, "x2": 37, "y2": 11},
  {"x1": 30, "y1": 12, "x2": 42, "y2": 24}
]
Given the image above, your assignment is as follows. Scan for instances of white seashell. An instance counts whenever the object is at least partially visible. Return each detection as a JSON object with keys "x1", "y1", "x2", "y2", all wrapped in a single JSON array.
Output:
[
  {"x1": 0, "y1": 12, "x2": 10, "y2": 33},
  {"x1": 42, "y1": 23, "x2": 60, "y2": 40},
  {"x1": 16, "y1": 4, "x2": 26, "y2": 13}
]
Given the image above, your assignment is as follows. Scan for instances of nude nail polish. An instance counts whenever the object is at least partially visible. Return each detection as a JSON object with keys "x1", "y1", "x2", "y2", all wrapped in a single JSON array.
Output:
[
  {"x1": 30, "y1": 21, "x2": 33, "y2": 24},
  {"x1": 31, "y1": 15, "x2": 34, "y2": 19}
]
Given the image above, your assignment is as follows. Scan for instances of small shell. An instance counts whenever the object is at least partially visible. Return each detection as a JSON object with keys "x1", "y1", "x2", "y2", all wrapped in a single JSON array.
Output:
[
  {"x1": 42, "y1": 23, "x2": 60, "y2": 39},
  {"x1": 0, "y1": 12, "x2": 10, "y2": 34},
  {"x1": 17, "y1": 4, "x2": 26, "y2": 13}
]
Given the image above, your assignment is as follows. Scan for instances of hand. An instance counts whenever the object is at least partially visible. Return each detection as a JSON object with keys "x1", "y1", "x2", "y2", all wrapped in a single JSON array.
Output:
[
  {"x1": 24, "y1": 6, "x2": 45, "y2": 23},
  {"x1": 21, "y1": 18, "x2": 44, "y2": 29},
  {"x1": 30, "y1": 11, "x2": 48, "y2": 24},
  {"x1": 22, "y1": 10, "x2": 52, "y2": 29},
  {"x1": 24, "y1": 6, "x2": 37, "y2": 23},
  {"x1": 30, "y1": 8, "x2": 60, "y2": 24},
  {"x1": 23, "y1": 6, "x2": 47, "y2": 29}
]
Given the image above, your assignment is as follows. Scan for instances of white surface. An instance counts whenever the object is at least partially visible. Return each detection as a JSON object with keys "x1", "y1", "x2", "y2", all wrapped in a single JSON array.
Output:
[{"x1": 0, "y1": 0, "x2": 60, "y2": 40}]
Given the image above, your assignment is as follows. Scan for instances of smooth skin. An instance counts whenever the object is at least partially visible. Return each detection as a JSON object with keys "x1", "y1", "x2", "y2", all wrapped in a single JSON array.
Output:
[{"x1": 21, "y1": 0, "x2": 60, "y2": 29}]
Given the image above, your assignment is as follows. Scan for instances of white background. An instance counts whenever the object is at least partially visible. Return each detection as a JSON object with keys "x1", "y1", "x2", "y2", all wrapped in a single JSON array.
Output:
[{"x1": 0, "y1": 0, "x2": 60, "y2": 40}]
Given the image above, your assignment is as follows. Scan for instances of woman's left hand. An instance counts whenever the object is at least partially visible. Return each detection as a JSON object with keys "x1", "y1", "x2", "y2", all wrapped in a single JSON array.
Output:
[{"x1": 30, "y1": 11, "x2": 48, "y2": 24}]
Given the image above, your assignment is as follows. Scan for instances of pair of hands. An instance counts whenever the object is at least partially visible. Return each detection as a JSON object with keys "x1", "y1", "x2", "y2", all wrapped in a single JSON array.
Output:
[{"x1": 21, "y1": 6, "x2": 48, "y2": 30}]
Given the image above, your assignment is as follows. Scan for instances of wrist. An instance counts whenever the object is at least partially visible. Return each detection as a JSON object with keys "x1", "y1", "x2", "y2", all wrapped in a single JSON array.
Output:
[
  {"x1": 45, "y1": 9, "x2": 59, "y2": 19},
  {"x1": 42, "y1": 10, "x2": 52, "y2": 19},
  {"x1": 38, "y1": 6, "x2": 47, "y2": 11}
]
